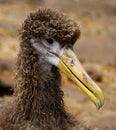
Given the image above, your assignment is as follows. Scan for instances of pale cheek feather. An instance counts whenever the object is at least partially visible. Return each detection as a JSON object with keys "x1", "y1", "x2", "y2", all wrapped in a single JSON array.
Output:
[
  {"x1": 30, "y1": 38, "x2": 60, "y2": 67},
  {"x1": 30, "y1": 38, "x2": 47, "y2": 55},
  {"x1": 47, "y1": 55, "x2": 59, "y2": 66},
  {"x1": 42, "y1": 39, "x2": 64, "y2": 57}
]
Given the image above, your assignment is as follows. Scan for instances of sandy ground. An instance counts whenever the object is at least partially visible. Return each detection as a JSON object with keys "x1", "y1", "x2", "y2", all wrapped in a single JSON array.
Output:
[{"x1": 0, "y1": 0, "x2": 116, "y2": 129}]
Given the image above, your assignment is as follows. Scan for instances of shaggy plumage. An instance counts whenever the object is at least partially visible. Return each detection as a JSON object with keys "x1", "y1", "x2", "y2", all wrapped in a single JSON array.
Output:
[{"x1": 0, "y1": 9, "x2": 90, "y2": 130}]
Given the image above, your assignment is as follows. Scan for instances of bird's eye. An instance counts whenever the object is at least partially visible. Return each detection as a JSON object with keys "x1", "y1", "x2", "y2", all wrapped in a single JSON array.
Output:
[{"x1": 46, "y1": 38, "x2": 54, "y2": 45}]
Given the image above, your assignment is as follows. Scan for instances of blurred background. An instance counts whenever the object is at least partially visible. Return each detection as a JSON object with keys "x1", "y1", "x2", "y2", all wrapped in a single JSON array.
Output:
[{"x1": 0, "y1": 0, "x2": 116, "y2": 129}]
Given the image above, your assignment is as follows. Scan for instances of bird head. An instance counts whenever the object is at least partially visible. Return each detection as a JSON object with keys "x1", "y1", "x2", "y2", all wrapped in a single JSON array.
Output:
[{"x1": 21, "y1": 8, "x2": 104, "y2": 109}]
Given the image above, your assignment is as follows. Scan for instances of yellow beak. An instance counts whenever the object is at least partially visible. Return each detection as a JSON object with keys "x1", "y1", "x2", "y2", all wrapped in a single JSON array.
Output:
[{"x1": 58, "y1": 47, "x2": 104, "y2": 109}]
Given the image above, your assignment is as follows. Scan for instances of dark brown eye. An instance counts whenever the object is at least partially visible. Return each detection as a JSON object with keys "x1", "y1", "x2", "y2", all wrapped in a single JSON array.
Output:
[{"x1": 46, "y1": 38, "x2": 54, "y2": 45}]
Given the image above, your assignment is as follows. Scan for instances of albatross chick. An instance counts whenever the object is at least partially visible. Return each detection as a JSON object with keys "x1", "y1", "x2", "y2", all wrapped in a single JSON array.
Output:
[{"x1": 0, "y1": 8, "x2": 104, "y2": 130}]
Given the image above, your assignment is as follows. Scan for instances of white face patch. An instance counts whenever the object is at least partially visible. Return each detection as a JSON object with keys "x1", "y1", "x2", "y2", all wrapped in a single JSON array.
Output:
[
  {"x1": 42, "y1": 39, "x2": 64, "y2": 57},
  {"x1": 30, "y1": 38, "x2": 64, "y2": 68}
]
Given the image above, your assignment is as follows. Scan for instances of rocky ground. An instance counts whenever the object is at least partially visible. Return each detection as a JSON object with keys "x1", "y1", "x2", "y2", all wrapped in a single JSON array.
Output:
[{"x1": 0, "y1": 0, "x2": 116, "y2": 129}]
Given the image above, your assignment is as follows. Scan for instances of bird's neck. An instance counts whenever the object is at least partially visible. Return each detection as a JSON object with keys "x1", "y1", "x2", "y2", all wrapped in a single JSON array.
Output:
[{"x1": 13, "y1": 47, "x2": 74, "y2": 129}]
